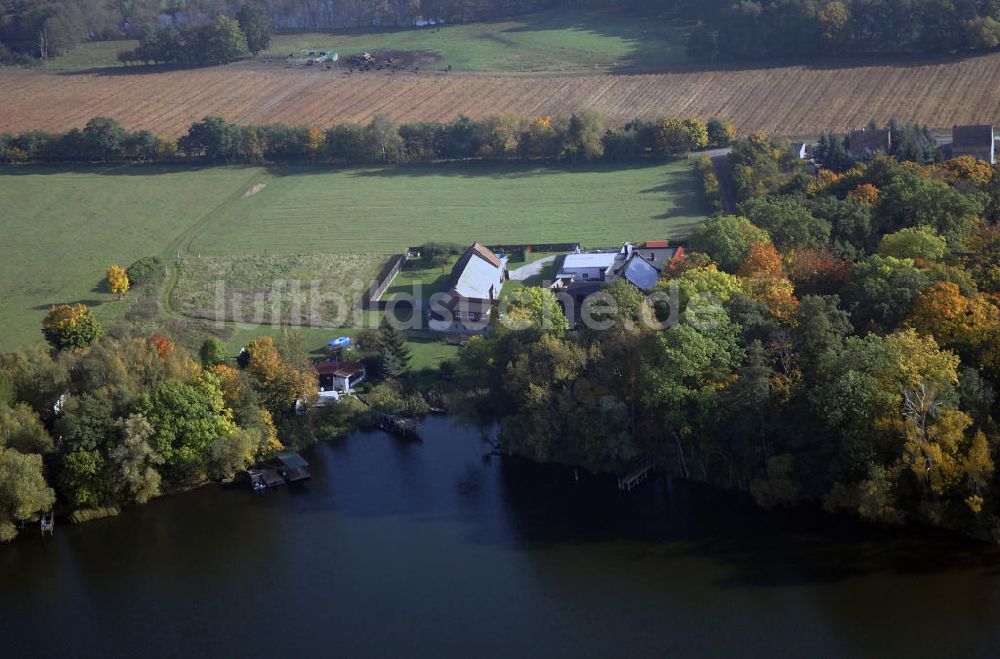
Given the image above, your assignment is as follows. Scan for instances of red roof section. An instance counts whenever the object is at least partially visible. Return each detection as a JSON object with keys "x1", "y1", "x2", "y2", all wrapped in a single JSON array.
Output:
[
  {"x1": 315, "y1": 360, "x2": 364, "y2": 376},
  {"x1": 641, "y1": 240, "x2": 670, "y2": 248},
  {"x1": 471, "y1": 242, "x2": 502, "y2": 267}
]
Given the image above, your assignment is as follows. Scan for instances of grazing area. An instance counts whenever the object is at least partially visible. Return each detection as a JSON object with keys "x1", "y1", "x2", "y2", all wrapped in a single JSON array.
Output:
[
  {"x1": 0, "y1": 165, "x2": 263, "y2": 351},
  {"x1": 5, "y1": 51, "x2": 1000, "y2": 138},
  {"x1": 266, "y1": 10, "x2": 692, "y2": 72},
  {"x1": 18, "y1": 10, "x2": 689, "y2": 74},
  {"x1": 0, "y1": 161, "x2": 704, "y2": 351},
  {"x1": 185, "y1": 162, "x2": 706, "y2": 256},
  {"x1": 170, "y1": 254, "x2": 391, "y2": 326}
]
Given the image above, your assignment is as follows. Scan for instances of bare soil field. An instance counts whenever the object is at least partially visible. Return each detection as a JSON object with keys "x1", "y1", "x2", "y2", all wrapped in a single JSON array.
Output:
[{"x1": 3, "y1": 52, "x2": 1000, "y2": 137}]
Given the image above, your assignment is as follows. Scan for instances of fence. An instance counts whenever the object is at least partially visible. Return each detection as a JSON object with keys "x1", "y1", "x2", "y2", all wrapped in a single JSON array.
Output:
[
  {"x1": 366, "y1": 253, "x2": 407, "y2": 310},
  {"x1": 486, "y1": 242, "x2": 581, "y2": 254}
]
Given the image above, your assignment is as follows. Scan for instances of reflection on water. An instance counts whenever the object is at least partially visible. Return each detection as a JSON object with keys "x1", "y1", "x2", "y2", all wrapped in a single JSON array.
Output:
[{"x1": 2, "y1": 416, "x2": 1000, "y2": 657}]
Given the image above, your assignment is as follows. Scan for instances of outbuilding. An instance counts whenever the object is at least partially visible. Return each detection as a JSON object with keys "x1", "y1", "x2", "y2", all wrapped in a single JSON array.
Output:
[{"x1": 952, "y1": 124, "x2": 995, "y2": 163}]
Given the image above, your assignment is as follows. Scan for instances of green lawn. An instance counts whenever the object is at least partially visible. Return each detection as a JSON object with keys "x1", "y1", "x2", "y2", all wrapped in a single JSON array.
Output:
[
  {"x1": 0, "y1": 165, "x2": 263, "y2": 351},
  {"x1": 383, "y1": 256, "x2": 458, "y2": 303},
  {"x1": 219, "y1": 324, "x2": 457, "y2": 373},
  {"x1": 0, "y1": 160, "x2": 707, "y2": 355},
  {"x1": 269, "y1": 10, "x2": 691, "y2": 72},
  {"x1": 39, "y1": 9, "x2": 689, "y2": 74},
  {"x1": 39, "y1": 39, "x2": 138, "y2": 71},
  {"x1": 189, "y1": 161, "x2": 707, "y2": 256},
  {"x1": 171, "y1": 253, "x2": 390, "y2": 325}
]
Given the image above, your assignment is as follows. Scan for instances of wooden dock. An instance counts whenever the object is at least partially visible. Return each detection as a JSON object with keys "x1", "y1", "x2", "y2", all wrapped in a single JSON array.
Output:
[
  {"x1": 618, "y1": 457, "x2": 655, "y2": 492},
  {"x1": 377, "y1": 413, "x2": 421, "y2": 439},
  {"x1": 249, "y1": 452, "x2": 312, "y2": 491},
  {"x1": 249, "y1": 468, "x2": 286, "y2": 491}
]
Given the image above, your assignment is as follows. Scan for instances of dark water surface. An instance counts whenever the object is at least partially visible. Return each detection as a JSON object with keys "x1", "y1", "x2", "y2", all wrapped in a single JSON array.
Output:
[{"x1": 3, "y1": 416, "x2": 1000, "y2": 657}]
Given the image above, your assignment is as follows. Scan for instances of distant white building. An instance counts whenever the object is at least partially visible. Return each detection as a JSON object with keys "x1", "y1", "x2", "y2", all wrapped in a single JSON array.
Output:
[{"x1": 558, "y1": 252, "x2": 618, "y2": 282}]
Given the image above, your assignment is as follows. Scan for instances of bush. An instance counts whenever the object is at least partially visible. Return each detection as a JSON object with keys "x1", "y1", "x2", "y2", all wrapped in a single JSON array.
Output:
[{"x1": 126, "y1": 256, "x2": 164, "y2": 286}]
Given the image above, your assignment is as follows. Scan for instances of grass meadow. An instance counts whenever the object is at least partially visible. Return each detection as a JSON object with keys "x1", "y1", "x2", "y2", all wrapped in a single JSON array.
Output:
[
  {"x1": 32, "y1": 10, "x2": 689, "y2": 73},
  {"x1": 0, "y1": 161, "x2": 707, "y2": 355},
  {"x1": 188, "y1": 161, "x2": 706, "y2": 256},
  {"x1": 268, "y1": 10, "x2": 691, "y2": 72}
]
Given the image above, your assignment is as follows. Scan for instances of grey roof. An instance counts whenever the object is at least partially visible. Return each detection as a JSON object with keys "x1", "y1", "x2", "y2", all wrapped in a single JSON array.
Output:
[
  {"x1": 448, "y1": 243, "x2": 506, "y2": 302},
  {"x1": 953, "y1": 124, "x2": 994, "y2": 149},
  {"x1": 276, "y1": 452, "x2": 309, "y2": 469},
  {"x1": 848, "y1": 129, "x2": 890, "y2": 157},
  {"x1": 563, "y1": 252, "x2": 618, "y2": 270},
  {"x1": 619, "y1": 255, "x2": 660, "y2": 290}
]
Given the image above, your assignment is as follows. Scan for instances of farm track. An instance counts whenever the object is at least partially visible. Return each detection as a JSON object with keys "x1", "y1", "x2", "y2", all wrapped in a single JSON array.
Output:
[
  {"x1": 6, "y1": 53, "x2": 1000, "y2": 137},
  {"x1": 158, "y1": 169, "x2": 263, "y2": 321}
]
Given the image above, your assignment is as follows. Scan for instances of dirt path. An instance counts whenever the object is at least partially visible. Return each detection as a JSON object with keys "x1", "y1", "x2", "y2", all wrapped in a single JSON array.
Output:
[
  {"x1": 159, "y1": 171, "x2": 264, "y2": 320},
  {"x1": 508, "y1": 255, "x2": 559, "y2": 281},
  {"x1": 235, "y1": 70, "x2": 323, "y2": 125},
  {"x1": 698, "y1": 148, "x2": 736, "y2": 214}
]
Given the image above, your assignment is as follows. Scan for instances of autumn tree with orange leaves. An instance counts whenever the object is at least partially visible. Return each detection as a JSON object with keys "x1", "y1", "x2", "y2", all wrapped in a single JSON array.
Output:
[
  {"x1": 737, "y1": 243, "x2": 798, "y2": 320},
  {"x1": 907, "y1": 282, "x2": 1000, "y2": 379},
  {"x1": 785, "y1": 247, "x2": 849, "y2": 295},
  {"x1": 848, "y1": 183, "x2": 880, "y2": 206}
]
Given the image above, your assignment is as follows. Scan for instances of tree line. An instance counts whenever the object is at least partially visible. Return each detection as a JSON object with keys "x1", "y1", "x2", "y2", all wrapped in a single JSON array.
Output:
[
  {"x1": 0, "y1": 0, "x2": 270, "y2": 63},
  {"x1": 6, "y1": 0, "x2": 1000, "y2": 66},
  {"x1": 0, "y1": 0, "x2": 628, "y2": 64},
  {"x1": 0, "y1": 112, "x2": 735, "y2": 165},
  {"x1": 814, "y1": 120, "x2": 943, "y2": 172},
  {"x1": 117, "y1": 4, "x2": 272, "y2": 66},
  {"x1": 685, "y1": 0, "x2": 1000, "y2": 61},
  {"x1": 451, "y1": 135, "x2": 1000, "y2": 542}
]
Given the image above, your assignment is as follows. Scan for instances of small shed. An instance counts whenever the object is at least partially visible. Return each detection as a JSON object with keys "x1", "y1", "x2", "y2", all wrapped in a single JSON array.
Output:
[{"x1": 952, "y1": 124, "x2": 995, "y2": 163}]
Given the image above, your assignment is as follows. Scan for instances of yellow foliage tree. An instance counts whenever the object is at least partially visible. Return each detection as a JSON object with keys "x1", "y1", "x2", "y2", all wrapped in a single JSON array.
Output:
[
  {"x1": 106, "y1": 264, "x2": 129, "y2": 301},
  {"x1": 306, "y1": 127, "x2": 326, "y2": 158},
  {"x1": 532, "y1": 116, "x2": 552, "y2": 130},
  {"x1": 741, "y1": 275, "x2": 799, "y2": 322},
  {"x1": 155, "y1": 136, "x2": 178, "y2": 159},
  {"x1": 807, "y1": 168, "x2": 842, "y2": 196},
  {"x1": 848, "y1": 183, "x2": 879, "y2": 206}
]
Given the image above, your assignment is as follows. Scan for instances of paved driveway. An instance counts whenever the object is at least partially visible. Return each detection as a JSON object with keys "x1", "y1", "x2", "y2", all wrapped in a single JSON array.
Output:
[{"x1": 508, "y1": 254, "x2": 560, "y2": 281}]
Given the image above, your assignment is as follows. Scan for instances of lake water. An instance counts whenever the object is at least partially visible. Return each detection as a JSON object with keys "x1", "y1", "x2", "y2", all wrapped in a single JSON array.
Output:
[{"x1": 3, "y1": 416, "x2": 1000, "y2": 657}]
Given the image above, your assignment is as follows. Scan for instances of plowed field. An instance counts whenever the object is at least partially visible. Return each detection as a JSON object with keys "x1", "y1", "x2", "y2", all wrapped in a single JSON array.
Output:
[{"x1": 3, "y1": 51, "x2": 1000, "y2": 138}]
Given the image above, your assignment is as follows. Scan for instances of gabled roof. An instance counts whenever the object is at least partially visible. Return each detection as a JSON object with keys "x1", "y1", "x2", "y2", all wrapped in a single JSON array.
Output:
[
  {"x1": 953, "y1": 124, "x2": 994, "y2": 148},
  {"x1": 611, "y1": 253, "x2": 661, "y2": 290},
  {"x1": 447, "y1": 243, "x2": 505, "y2": 301},
  {"x1": 848, "y1": 129, "x2": 891, "y2": 156},
  {"x1": 276, "y1": 452, "x2": 309, "y2": 469},
  {"x1": 470, "y1": 242, "x2": 501, "y2": 268}
]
